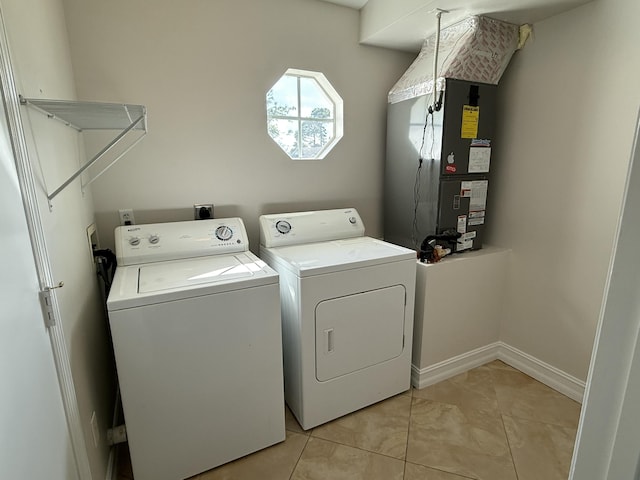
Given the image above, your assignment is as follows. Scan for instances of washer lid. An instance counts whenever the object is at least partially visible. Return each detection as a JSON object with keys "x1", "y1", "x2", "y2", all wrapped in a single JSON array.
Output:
[
  {"x1": 262, "y1": 237, "x2": 416, "y2": 277},
  {"x1": 139, "y1": 255, "x2": 256, "y2": 293},
  {"x1": 107, "y1": 252, "x2": 278, "y2": 310}
]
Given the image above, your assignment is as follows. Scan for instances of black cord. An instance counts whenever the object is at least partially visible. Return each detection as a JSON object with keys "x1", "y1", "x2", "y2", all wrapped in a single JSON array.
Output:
[
  {"x1": 411, "y1": 157, "x2": 423, "y2": 248},
  {"x1": 94, "y1": 249, "x2": 117, "y2": 295},
  {"x1": 417, "y1": 104, "x2": 432, "y2": 159},
  {"x1": 412, "y1": 100, "x2": 436, "y2": 249}
]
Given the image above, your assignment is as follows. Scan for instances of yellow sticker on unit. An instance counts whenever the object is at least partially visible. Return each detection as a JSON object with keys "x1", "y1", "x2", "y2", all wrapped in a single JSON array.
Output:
[{"x1": 461, "y1": 105, "x2": 479, "y2": 139}]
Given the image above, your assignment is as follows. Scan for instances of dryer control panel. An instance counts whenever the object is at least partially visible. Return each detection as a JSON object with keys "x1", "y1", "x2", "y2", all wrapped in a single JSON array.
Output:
[
  {"x1": 259, "y1": 208, "x2": 365, "y2": 248},
  {"x1": 115, "y1": 218, "x2": 249, "y2": 266}
]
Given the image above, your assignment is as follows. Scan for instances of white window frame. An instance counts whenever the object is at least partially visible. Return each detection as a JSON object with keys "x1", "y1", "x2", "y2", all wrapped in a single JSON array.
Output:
[{"x1": 267, "y1": 68, "x2": 344, "y2": 160}]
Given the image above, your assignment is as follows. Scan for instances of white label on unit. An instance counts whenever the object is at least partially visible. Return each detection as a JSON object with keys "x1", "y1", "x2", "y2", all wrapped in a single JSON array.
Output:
[
  {"x1": 469, "y1": 180, "x2": 488, "y2": 211},
  {"x1": 463, "y1": 231, "x2": 477, "y2": 240},
  {"x1": 457, "y1": 215, "x2": 467, "y2": 234},
  {"x1": 468, "y1": 210, "x2": 485, "y2": 226},
  {"x1": 468, "y1": 146, "x2": 491, "y2": 173},
  {"x1": 461, "y1": 181, "x2": 472, "y2": 198},
  {"x1": 459, "y1": 239, "x2": 473, "y2": 250}
]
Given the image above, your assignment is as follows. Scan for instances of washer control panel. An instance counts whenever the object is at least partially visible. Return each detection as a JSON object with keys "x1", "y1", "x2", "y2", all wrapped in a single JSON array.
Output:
[
  {"x1": 115, "y1": 218, "x2": 248, "y2": 266},
  {"x1": 259, "y1": 208, "x2": 365, "y2": 248}
]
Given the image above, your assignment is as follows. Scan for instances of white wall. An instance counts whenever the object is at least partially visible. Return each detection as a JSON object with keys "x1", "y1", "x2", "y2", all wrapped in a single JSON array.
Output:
[
  {"x1": 61, "y1": 0, "x2": 415, "y2": 252},
  {"x1": 487, "y1": 0, "x2": 640, "y2": 380},
  {"x1": 570, "y1": 111, "x2": 640, "y2": 479},
  {"x1": 3, "y1": 0, "x2": 116, "y2": 478},
  {"x1": 413, "y1": 247, "x2": 509, "y2": 369}
]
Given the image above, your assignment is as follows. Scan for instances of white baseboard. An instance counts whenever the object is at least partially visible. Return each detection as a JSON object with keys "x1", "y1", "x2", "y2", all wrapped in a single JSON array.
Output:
[
  {"x1": 412, "y1": 341, "x2": 586, "y2": 403},
  {"x1": 411, "y1": 342, "x2": 501, "y2": 389},
  {"x1": 496, "y1": 343, "x2": 585, "y2": 403}
]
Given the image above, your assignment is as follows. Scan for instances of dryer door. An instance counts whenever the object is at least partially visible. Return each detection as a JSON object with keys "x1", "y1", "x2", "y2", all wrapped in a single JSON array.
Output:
[{"x1": 315, "y1": 285, "x2": 405, "y2": 382}]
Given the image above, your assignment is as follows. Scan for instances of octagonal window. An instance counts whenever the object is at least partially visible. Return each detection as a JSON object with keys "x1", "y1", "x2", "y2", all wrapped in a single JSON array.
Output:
[{"x1": 266, "y1": 69, "x2": 343, "y2": 160}]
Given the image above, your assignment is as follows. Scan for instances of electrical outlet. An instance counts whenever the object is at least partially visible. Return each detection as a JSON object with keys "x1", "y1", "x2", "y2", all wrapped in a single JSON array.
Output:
[
  {"x1": 194, "y1": 204, "x2": 213, "y2": 220},
  {"x1": 118, "y1": 209, "x2": 135, "y2": 226},
  {"x1": 90, "y1": 411, "x2": 100, "y2": 448}
]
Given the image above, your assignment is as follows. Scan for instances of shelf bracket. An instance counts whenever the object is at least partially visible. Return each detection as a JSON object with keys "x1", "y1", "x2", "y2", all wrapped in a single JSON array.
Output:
[{"x1": 20, "y1": 96, "x2": 147, "y2": 204}]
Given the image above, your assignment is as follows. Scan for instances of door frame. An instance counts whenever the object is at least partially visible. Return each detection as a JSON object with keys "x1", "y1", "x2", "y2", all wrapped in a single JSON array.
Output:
[{"x1": 0, "y1": 5, "x2": 92, "y2": 479}]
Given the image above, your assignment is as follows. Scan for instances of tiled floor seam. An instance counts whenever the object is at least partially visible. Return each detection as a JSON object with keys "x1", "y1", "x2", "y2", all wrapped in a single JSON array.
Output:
[
  {"x1": 401, "y1": 392, "x2": 415, "y2": 479},
  {"x1": 288, "y1": 433, "x2": 311, "y2": 480},
  {"x1": 307, "y1": 433, "x2": 408, "y2": 462},
  {"x1": 499, "y1": 413, "x2": 521, "y2": 480},
  {"x1": 489, "y1": 373, "x2": 522, "y2": 480},
  {"x1": 501, "y1": 412, "x2": 578, "y2": 429},
  {"x1": 404, "y1": 460, "x2": 477, "y2": 480}
]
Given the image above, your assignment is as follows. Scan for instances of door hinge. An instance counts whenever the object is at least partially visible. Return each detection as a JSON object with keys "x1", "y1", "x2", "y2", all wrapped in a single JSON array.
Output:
[
  {"x1": 38, "y1": 281, "x2": 63, "y2": 328},
  {"x1": 107, "y1": 424, "x2": 127, "y2": 446},
  {"x1": 39, "y1": 289, "x2": 56, "y2": 327}
]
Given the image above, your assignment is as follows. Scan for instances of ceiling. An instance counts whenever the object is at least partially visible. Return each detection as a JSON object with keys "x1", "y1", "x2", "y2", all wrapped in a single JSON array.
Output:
[
  {"x1": 317, "y1": 0, "x2": 369, "y2": 8},
  {"x1": 316, "y1": 0, "x2": 594, "y2": 52}
]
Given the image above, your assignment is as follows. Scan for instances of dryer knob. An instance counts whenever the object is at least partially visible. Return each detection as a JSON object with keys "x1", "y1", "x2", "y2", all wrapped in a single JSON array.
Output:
[
  {"x1": 349, "y1": 216, "x2": 357, "y2": 224},
  {"x1": 275, "y1": 220, "x2": 291, "y2": 234},
  {"x1": 129, "y1": 236, "x2": 141, "y2": 246},
  {"x1": 148, "y1": 234, "x2": 160, "y2": 244},
  {"x1": 215, "y1": 225, "x2": 233, "y2": 241}
]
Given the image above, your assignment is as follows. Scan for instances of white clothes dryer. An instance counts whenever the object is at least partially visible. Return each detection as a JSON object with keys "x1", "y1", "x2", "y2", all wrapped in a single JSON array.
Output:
[
  {"x1": 107, "y1": 219, "x2": 284, "y2": 480},
  {"x1": 259, "y1": 208, "x2": 416, "y2": 430}
]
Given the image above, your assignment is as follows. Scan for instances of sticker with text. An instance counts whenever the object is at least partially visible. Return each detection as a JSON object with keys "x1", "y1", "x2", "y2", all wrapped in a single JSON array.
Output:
[
  {"x1": 468, "y1": 210, "x2": 486, "y2": 226},
  {"x1": 457, "y1": 215, "x2": 467, "y2": 234},
  {"x1": 461, "y1": 105, "x2": 479, "y2": 139}
]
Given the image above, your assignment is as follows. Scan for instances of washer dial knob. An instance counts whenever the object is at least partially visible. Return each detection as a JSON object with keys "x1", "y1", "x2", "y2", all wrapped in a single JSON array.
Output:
[
  {"x1": 148, "y1": 234, "x2": 160, "y2": 244},
  {"x1": 349, "y1": 216, "x2": 357, "y2": 225},
  {"x1": 215, "y1": 225, "x2": 233, "y2": 241},
  {"x1": 129, "y1": 236, "x2": 141, "y2": 246},
  {"x1": 275, "y1": 220, "x2": 291, "y2": 234}
]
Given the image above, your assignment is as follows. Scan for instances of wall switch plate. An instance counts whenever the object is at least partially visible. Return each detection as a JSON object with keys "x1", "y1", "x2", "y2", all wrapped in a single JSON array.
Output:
[
  {"x1": 118, "y1": 209, "x2": 135, "y2": 226},
  {"x1": 194, "y1": 204, "x2": 213, "y2": 220}
]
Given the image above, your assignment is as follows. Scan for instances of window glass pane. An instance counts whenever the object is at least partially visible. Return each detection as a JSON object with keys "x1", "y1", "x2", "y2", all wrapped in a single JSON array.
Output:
[
  {"x1": 267, "y1": 75, "x2": 298, "y2": 117},
  {"x1": 266, "y1": 69, "x2": 342, "y2": 160},
  {"x1": 268, "y1": 119, "x2": 299, "y2": 158},
  {"x1": 301, "y1": 120, "x2": 333, "y2": 158},
  {"x1": 299, "y1": 77, "x2": 333, "y2": 119}
]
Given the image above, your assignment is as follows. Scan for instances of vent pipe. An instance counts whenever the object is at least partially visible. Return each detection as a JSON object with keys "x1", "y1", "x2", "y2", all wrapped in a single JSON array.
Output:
[{"x1": 430, "y1": 9, "x2": 448, "y2": 111}]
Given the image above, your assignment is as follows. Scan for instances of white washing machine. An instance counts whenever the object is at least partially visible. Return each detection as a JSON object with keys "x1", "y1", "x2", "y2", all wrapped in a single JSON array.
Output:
[
  {"x1": 107, "y1": 218, "x2": 285, "y2": 480},
  {"x1": 259, "y1": 208, "x2": 416, "y2": 430}
]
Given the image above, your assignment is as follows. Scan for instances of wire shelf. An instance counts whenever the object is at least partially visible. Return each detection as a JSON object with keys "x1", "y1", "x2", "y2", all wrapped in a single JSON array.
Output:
[{"x1": 20, "y1": 96, "x2": 147, "y2": 203}]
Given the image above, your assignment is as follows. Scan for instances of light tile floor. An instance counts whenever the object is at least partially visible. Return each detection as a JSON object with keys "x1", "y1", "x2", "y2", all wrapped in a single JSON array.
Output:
[{"x1": 117, "y1": 360, "x2": 581, "y2": 480}]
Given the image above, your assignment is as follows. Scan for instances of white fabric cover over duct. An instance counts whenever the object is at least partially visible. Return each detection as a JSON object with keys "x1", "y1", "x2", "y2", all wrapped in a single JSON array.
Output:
[{"x1": 388, "y1": 16, "x2": 520, "y2": 104}]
